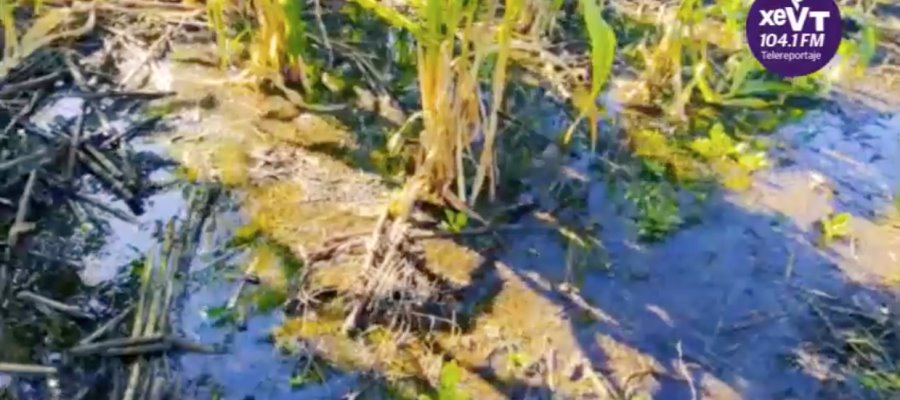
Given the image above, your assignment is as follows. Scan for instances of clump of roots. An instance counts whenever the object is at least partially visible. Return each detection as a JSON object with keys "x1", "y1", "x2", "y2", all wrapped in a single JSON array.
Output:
[
  {"x1": 286, "y1": 188, "x2": 462, "y2": 338},
  {"x1": 339, "y1": 207, "x2": 458, "y2": 335}
]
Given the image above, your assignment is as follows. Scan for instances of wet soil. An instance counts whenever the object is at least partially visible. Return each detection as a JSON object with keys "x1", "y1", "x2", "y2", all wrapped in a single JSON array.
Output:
[
  {"x1": 150, "y1": 51, "x2": 900, "y2": 399},
  {"x1": 3, "y1": 44, "x2": 898, "y2": 400}
]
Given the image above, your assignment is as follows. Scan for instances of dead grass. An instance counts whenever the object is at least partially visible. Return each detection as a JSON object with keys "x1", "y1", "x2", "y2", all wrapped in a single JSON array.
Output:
[{"x1": 797, "y1": 289, "x2": 900, "y2": 398}]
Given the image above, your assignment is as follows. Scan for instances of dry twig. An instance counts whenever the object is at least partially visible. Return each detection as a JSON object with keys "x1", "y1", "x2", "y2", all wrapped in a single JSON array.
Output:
[
  {"x1": 0, "y1": 362, "x2": 57, "y2": 375},
  {"x1": 16, "y1": 290, "x2": 94, "y2": 319}
]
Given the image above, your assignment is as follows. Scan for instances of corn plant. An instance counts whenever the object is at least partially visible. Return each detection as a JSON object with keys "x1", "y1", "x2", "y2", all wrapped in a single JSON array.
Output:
[
  {"x1": 206, "y1": 0, "x2": 229, "y2": 66},
  {"x1": 348, "y1": 0, "x2": 504, "y2": 204},
  {"x1": 205, "y1": 0, "x2": 312, "y2": 91},
  {"x1": 354, "y1": 0, "x2": 615, "y2": 206},
  {"x1": 1, "y1": 0, "x2": 16, "y2": 60},
  {"x1": 564, "y1": 0, "x2": 616, "y2": 149},
  {"x1": 201, "y1": 0, "x2": 615, "y2": 206}
]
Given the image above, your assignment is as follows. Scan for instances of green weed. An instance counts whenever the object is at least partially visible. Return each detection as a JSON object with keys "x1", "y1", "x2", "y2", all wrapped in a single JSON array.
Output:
[
  {"x1": 818, "y1": 212, "x2": 852, "y2": 247},
  {"x1": 289, "y1": 367, "x2": 325, "y2": 389},
  {"x1": 417, "y1": 359, "x2": 468, "y2": 400},
  {"x1": 440, "y1": 209, "x2": 468, "y2": 233},
  {"x1": 689, "y1": 123, "x2": 739, "y2": 160},
  {"x1": 204, "y1": 304, "x2": 240, "y2": 327},
  {"x1": 688, "y1": 122, "x2": 768, "y2": 190},
  {"x1": 625, "y1": 181, "x2": 682, "y2": 242},
  {"x1": 253, "y1": 286, "x2": 288, "y2": 313}
]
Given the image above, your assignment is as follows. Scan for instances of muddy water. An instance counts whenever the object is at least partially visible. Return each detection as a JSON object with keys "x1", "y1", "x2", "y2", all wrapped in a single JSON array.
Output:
[
  {"x1": 159, "y1": 96, "x2": 900, "y2": 399},
  {"x1": 120, "y1": 86, "x2": 899, "y2": 399},
  {"x1": 14, "y1": 66, "x2": 897, "y2": 399},
  {"x1": 501, "y1": 104, "x2": 900, "y2": 399},
  {"x1": 136, "y1": 56, "x2": 374, "y2": 399},
  {"x1": 0, "y1": 89, "x2": 267, "y2": 397},
  {"x1": 25, "y1": 96, "x2": 189, "y2": 286},
  {"x1": 0, "y1": 93, "x2": 196, "y2": 397}
]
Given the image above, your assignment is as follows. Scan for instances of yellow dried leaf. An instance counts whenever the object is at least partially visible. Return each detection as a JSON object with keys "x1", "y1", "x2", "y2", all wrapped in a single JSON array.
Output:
[{"x1": 19, "y1": 8, "x2": 67, "y2": 54}]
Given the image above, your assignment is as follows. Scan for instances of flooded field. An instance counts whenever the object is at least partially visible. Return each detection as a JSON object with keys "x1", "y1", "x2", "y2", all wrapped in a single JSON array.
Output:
[
  {"x1": 26, "y1": 56, "x2": 888, "y2": 399},
  {"x1": 503, "y1": 106, "x2": 900, "y2": 399},
  {"x1": 1, "y1": 1, "x2": 899, "y2": 400}
]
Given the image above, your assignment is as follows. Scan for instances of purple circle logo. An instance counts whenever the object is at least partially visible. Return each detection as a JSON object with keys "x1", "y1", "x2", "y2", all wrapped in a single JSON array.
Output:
[{"x1": 746, "y1": 0, "x2": 842, "y2": 77}]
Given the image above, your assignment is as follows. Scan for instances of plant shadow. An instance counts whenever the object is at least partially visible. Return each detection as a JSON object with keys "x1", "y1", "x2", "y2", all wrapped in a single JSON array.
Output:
[{"x1": 441, "y1": 104, "x2": 900, "y2": 399}]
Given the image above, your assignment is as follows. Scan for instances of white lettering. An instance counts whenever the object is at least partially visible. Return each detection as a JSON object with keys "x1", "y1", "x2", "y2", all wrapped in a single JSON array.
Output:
[
  {"x1": 773, "y1": 9, "x2": 786, "y2": 25},
  {"x1": 809, "y1": 11, "x2": 830, "y2": 32},
  {"x1": 786, "y1": 7, "x2": 809, "y2": 32},
  {"x1": 760, "y1": 9, "x2": 776, "y2": 25}
]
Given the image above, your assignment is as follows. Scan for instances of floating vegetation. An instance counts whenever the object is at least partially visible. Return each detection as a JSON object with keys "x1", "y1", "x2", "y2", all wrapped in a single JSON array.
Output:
[{"x1": 429, "y1": 359, "x2": 468, "y2": 400}]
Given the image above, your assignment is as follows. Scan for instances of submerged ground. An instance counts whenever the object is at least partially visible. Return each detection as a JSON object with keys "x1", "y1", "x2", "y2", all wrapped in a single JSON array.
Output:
[
  {"x1": 10, "y1": 48, "x2": 893, "y2": 399},
  {"x1": 1, "y1": 2, "x2": 900, "y2": 400},
  {"x1": 177, "y1": 77, "x2": 900, "y2": 399}
]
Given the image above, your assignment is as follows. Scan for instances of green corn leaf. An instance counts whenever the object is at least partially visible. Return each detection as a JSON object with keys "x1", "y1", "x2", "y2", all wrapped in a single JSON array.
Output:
[
  {"x1": 694, "y1": 61, "x2": 719, "y2": 103},
  {"x1": 580, "y1": 0, "x2": 616, "y2": 97},
  {"x1": 718, "y1": 97, "x2": 773, "y2": 108},
  {"x1": 280, "y1": 0, "x2": 307, "y2": 59},
  {"x1": 734, "y1": 79, "x2": 794, "y2": 97},
  {"x1": 424, "y1": 0, "x2": 442, "y2": 41},
  {"x1": 352, "y1": 0, "x2": 424, "y2": 39},
  {"x1": 726, "y1": 55, "x2": 760, "y2": 96}
]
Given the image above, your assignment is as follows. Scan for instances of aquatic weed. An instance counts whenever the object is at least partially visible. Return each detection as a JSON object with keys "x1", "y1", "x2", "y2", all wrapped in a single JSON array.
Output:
[{"x1": 203, "y1": 304, "x2": 239, "y2": 327}]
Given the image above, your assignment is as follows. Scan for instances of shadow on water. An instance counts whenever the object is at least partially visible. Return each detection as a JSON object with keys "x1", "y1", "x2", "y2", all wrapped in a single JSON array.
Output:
[
  {"x1": 469, "y1": 101, "x2": 900, "y2": 399},
  {"x1": 128, "y1": 47, "x2": 900, "y2": 398},
  {"x1": 161, "y1": 74, "x2": 900, "y2": 399},
  {"x1": 225, "y1": 84, "x2": 900, "y2": 398}
]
